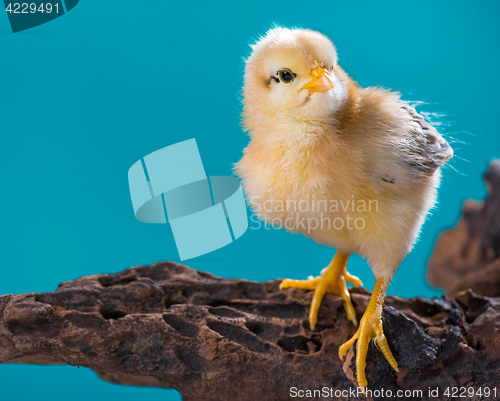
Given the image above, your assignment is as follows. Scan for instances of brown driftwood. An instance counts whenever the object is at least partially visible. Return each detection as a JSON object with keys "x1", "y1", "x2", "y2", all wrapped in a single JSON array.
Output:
[
  {"x1": 0, "y1": 261, "x2": 499, "y2": 401},
  {"x1": 428, "y1": 160, "x2": 500, "y2": 298}
]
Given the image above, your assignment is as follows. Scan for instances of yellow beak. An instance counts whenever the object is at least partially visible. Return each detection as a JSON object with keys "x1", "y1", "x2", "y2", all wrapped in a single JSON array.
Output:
[{"x1": 301, "y1": 59, "x2": 334, "y2": 93}]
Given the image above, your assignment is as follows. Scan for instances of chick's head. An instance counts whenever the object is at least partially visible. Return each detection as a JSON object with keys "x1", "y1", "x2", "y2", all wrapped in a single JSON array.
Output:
[{"x1": 243, "y1": 27, "x2": 347, "y2": 128}]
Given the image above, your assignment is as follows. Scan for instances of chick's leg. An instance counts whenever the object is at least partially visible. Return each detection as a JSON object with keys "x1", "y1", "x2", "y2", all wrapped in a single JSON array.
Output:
[
  {"x1": 279, "y1": 251, "x2": 362, "y2": 330},
  {"x1": 338, "y1": 279, "x2": 399, "y2": 389}
]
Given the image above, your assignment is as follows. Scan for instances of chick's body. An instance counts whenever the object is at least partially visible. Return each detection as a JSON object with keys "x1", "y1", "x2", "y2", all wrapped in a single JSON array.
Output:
[
  {"x1": 239, "y1": 83, "x2": 440, "y2": 280},
  {"x1": 236, "y1": 27, "x2": 452, "y2": 388}
]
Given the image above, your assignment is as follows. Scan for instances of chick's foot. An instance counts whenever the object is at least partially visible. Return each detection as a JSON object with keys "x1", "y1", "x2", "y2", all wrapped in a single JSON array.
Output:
[
  {"x1": 279, "y1": 251, "x2": 362, "y2": 330},
  {"x1": 338, "y1": 279, "x2": 399, "y2": 389}
]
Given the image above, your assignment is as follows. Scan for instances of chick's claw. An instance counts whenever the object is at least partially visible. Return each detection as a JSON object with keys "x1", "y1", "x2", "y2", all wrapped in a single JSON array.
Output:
[
  {"x1": 339, "y1": 279, "x2": 399, "y2": 388},
  {"x1": 279, "y1": 251, "x2": 361, "y2": 330},
  {"x1": 279, "y1": 277, "x2": 321, "y2": 291},
  {"x1": 344, "y1": 271, "x2": 363, "y2": 287}
]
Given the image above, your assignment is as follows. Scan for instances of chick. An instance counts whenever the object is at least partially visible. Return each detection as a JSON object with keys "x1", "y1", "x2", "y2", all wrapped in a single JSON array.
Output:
[{"x1": 235, "y1": 27, "x2": 453, "y2": 389}]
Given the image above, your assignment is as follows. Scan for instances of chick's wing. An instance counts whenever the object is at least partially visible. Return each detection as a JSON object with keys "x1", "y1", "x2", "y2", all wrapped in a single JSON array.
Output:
[{"x1": 400, "y1": 103, "x2": 453, "y2": 177}]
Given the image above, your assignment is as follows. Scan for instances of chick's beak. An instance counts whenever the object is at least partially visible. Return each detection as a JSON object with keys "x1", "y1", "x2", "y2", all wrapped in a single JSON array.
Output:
[{"x1": 301, "y1": 60, "x2": 334, "y2": 93}]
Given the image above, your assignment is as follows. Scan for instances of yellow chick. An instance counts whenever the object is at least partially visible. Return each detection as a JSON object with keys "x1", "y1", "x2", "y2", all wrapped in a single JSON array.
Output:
[{"x1": 235, "y1": 27, "x2": 453, "y2": 389}]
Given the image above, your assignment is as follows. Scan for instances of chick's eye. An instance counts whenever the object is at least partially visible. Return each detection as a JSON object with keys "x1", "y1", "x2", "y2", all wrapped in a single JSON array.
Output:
[{"x1": 278, "y1": 68, "x2": 295, "y2": 85}]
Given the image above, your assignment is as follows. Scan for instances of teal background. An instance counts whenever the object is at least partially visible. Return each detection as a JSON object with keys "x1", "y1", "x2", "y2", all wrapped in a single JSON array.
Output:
[{"x1": 0, "y1": 1, "x2": 498, "y2": 400}]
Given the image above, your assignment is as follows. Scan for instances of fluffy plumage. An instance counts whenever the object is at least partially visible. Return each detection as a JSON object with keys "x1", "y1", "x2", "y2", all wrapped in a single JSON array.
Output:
[
  {"x1": 236, "y1": 27, "x2": 452, "y2": 281},
  {"x1": 236, "y1": 27, "x2": 453, "y2": 388}
]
